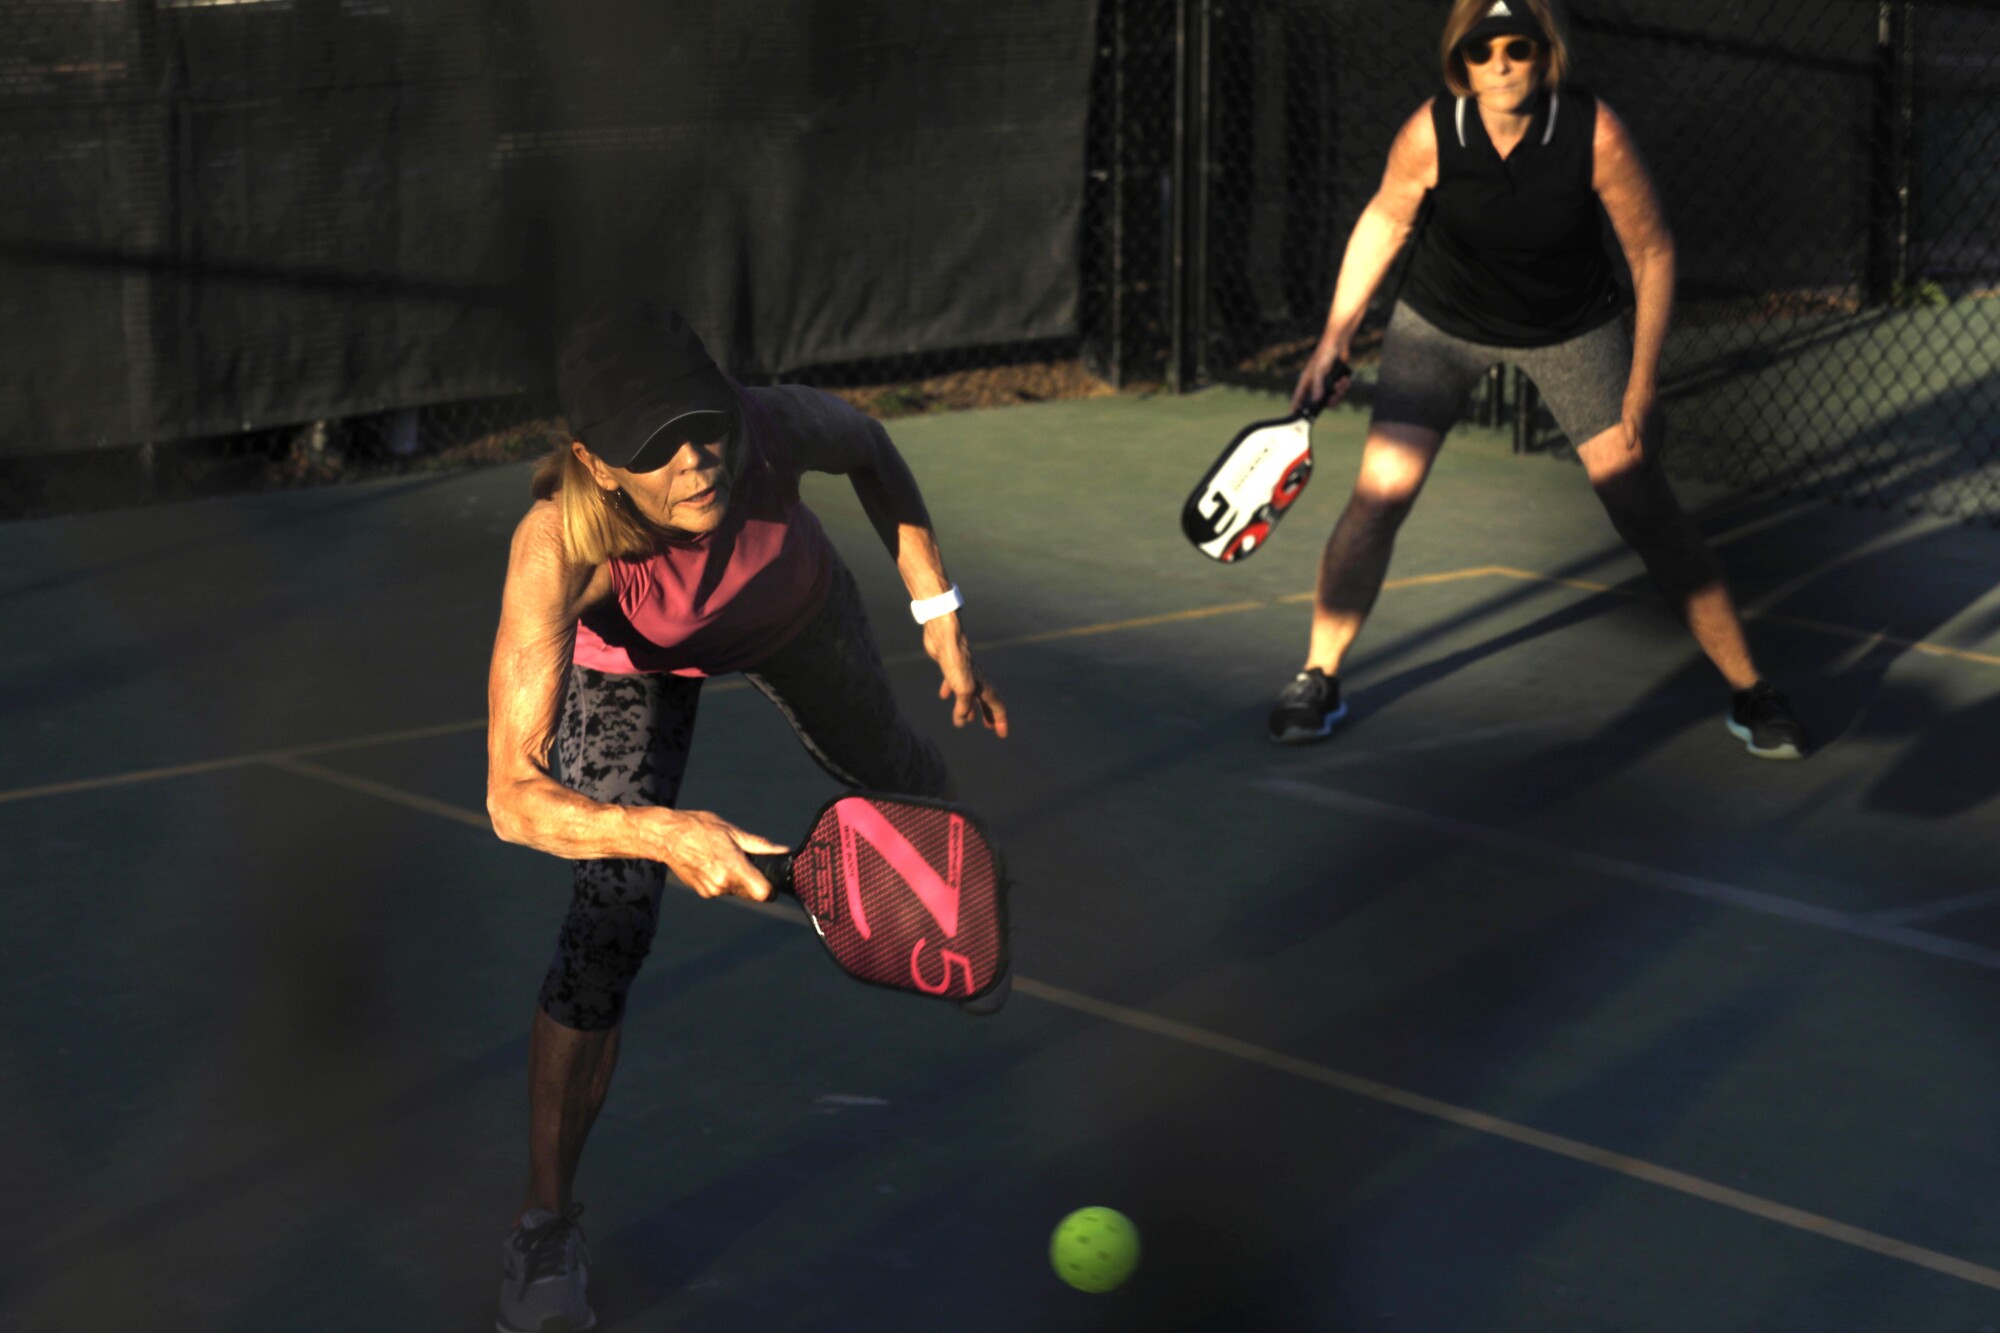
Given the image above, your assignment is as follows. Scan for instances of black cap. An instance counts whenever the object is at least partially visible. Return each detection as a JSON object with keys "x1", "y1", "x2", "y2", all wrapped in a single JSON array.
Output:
[
  {"x1": 1462, "y1": 0, "x2": 1547, "y2": 47},
  {"x1": 556, "y1": 301, "x2": 739, "y2": 472}
]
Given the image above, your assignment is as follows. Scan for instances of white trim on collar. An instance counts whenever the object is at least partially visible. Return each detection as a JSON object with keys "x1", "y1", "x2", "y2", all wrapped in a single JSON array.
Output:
[{"x1": 1457, "y1": 91, "x2": 1560, "y2": 151}]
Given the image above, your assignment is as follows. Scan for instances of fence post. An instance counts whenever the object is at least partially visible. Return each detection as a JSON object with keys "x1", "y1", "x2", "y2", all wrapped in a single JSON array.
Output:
[
  {"x1": 1482, "y1": 365, "x2": 1505, "y2": 428},
  {"x1": 1867, "y1": 1, "x2": 1917, "y2": 305},
  {"x1": 1109, "y1": 0, "x2": 1127, "y2": 387},
  {"x1": 1168, "y1": 0, "x2": 1211, "y2": 393},
  {"x1": 1191, "y1": 0, "x2": 1213, "y2": 388},
  {"x1": 1512, "y1": 369, "x2": 1539, "y2": 454}
]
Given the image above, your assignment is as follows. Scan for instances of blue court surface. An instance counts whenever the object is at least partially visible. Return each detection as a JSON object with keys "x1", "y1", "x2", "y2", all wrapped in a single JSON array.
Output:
[{"x1": 7, "y1": 388, "x2": 2000, "y2": 1330}]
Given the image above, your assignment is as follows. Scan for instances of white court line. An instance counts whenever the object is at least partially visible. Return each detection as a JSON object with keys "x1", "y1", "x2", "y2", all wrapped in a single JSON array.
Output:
[
  {"x1": 264, "y1": 756, "x2": 493, "y2": 832},
  {"x1": 1254, "y1": 777, "x2": 2000, "y2": 974},
  {"x1": 1017, "y1": 977, "x2": 2000, "y2": 1294},
  {"x1": 261, "y1": 754, "x2": 807, "y2": 925},
  {"x1": 1872, "y1": 886, "x2": 2000, "y2": 928},
  {"x1": 251, "y1": 756, "x2": 2000, "y2": 1296},
  {"x1": 8, "y1": 561, "x2": 1997, "y2": 809}
]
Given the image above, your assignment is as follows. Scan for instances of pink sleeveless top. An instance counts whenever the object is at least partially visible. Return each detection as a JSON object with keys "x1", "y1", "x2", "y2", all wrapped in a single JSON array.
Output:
[{"x1": 571, "y1": 391, "x2": 834, "y2": 677}]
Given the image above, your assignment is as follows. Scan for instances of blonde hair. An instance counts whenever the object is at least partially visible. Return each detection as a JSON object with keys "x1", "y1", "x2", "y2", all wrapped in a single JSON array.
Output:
[
  {"x1": 529, "y1": 442, "x2": 657, "y2": 566},
  {"x1": 1441, "y1": 0, "x2": 1571, "y2": 99}
]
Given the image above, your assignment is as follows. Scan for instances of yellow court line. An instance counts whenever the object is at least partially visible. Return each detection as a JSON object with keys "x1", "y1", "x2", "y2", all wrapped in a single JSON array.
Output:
[
  {"x1": 1766, "y1": 616, "x2": 2000, "y2": 669},
  {"x1": 0, "y1": 680, "x2": 751, "y2": 808},
  {"x1": 981, "y1": 569, "x2": 1508, "y2": 641},
  {"x1": 1482, "y1": 564, "x2": 1625, "y2": 596},
  {"x1": 1014, "y1": 977, "x2": 2000, "y2": 1293},
  {"x1": 7, "y1": 560, "x2": 1996, "y2": 808},
  {"x1": 1479, "y1": 564, "x2": 2000, "y2": 668},
  {"x1": 221, "y1": 755, "x2": 2000, "y2": 1296},
  {"x1": 1277, "y1": 566, "x2": 1518, "y2": 604},
  {"x1": 0, "y1": 573, "x2": 1500, "y2": 806},
  {"x1": 979, "y1": 600, "x2": 1270, "y2": 649}
]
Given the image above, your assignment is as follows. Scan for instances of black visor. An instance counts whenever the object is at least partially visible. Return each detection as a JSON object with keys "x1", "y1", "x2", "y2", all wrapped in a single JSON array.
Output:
[{"x1": 627, "y1": 408, "x2": 737, "y2": 473}]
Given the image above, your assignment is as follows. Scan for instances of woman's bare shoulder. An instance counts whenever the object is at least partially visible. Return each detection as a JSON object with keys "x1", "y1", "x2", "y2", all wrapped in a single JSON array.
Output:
[
  {"x1": 507, "y1": 498, "x2": 611, "y2": 614},
  {"x1": 1385, "y1": 100, "x2": 1440, "y2": 187}
]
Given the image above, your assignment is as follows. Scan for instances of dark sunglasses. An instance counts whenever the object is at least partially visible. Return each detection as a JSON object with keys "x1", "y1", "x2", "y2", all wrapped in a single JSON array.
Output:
[
  {"x1": 627, "y1": 409, "x2": 735, "y2": 474},
  {"x1": 1462, "y1": 37, "x2": 1540, "y2": 65}
]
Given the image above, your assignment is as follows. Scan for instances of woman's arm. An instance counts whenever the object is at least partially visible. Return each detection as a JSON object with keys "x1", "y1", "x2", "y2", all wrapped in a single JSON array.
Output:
[
  {"x1": 484, "y1": 501, "x2": 787, "y2": 897},
  {"x1": 782, "y1": 393, "x2": 1009, "y2": 737},
  {"x1": 1594, "y1": 100, "x2": 1676, "y2": 458},
  {"x1": 1294, "y1": 101, "x2": 1440, "y2": 409}
]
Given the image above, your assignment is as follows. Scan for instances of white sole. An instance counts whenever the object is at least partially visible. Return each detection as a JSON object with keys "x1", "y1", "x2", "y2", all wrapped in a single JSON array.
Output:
[{"x1": 1726, "y1": 717, "x2": 1804, "y2": 760}]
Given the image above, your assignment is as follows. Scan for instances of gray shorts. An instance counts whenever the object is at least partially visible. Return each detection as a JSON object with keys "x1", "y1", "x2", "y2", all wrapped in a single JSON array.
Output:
[{"x1": 1372, "y1": 301, "x2": 1630, "y2": 446}]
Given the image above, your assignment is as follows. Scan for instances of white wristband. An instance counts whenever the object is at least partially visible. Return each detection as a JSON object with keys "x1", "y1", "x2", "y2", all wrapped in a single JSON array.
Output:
[{"x1": 910, "y1": 584, "x2": 963, "y2": 624}]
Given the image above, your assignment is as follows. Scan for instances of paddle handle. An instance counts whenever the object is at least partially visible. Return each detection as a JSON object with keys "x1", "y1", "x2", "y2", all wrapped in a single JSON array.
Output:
[
  {"x1": 1300, "y1": 358, "x2": 1352, "y2": 422},
  {"x1": 748, "y1": 851, "x2": 795, "y2": 899}
]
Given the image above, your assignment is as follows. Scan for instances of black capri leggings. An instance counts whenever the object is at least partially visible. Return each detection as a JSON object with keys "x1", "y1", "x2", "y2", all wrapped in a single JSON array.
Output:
[{"x1": 539, "y1": 555, "x2": 952, "y2": 1031}]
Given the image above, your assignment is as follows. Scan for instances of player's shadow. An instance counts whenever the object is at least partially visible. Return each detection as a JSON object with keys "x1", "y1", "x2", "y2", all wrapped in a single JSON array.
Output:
[
  {"x1": 1341, "y1": 583, "x2": 1656, "y2": 726},
  {"x1": 1862, "y1": 680, "x2": 2000, "y2": 820},
  {"x1": 1332, "y1": 428, "x2": 2000, "y2": 775}
]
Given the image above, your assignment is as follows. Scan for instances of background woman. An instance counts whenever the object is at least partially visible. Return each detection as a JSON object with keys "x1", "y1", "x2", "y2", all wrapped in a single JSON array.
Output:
[{"x1": 1277, "y1": 0, "x2": 1808, "y2": 760}]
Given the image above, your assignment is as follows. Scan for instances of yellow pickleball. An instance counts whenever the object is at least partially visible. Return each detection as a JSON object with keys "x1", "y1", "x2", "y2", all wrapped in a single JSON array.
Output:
[{"x1": 1049, "y1": 1206, "x2": 1140, "y2": 1292}]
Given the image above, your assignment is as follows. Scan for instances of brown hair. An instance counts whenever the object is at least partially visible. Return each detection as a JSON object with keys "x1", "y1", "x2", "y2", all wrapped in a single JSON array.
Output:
[
  {"x1": 529, "y1": 441, "x2": 657, "y2": 566},
  {"x1": 1441, "y1": 0, "x2": 1571, "y2": 99}
]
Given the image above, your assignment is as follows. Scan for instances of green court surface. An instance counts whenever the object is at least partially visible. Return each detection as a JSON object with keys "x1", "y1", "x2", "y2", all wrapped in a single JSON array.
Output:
[{"x1": 7, "y1": 387, "x2": 2000, "y2": 1330}]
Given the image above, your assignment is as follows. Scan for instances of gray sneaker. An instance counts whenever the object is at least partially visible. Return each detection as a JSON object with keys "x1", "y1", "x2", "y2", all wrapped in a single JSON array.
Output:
[{"x1": 498, "y1": 1204, "x2": 596, "y2": 1333}]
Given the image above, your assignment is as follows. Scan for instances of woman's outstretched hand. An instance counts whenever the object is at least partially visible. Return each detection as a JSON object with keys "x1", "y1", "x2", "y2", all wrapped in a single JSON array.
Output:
[{"x1": 924, "y1": 614, "x2": 1009, "y2": 738}]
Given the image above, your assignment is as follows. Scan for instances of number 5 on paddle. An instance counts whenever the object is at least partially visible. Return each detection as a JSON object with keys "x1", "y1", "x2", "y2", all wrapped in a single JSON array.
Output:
[{"x1": 750, "y1": 793, "x2": 1012, "y2": 1012}]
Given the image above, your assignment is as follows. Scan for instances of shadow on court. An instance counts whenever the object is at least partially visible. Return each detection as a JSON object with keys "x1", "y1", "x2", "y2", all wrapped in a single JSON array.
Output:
[{"x1": 5, "y1": 387, "x2": 2000, "y2": 1330}]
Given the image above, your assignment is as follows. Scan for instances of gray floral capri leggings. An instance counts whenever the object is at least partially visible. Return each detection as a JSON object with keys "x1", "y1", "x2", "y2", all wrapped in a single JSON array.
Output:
[{"x1": 540, "y1": 555, "x2": 952, "y2": 1031}]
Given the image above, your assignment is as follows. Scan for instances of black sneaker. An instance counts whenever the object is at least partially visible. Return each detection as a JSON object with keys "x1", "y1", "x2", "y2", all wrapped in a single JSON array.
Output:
[
  {"x1": 1727, "y1": 681, "x2": 1809, "y2": 760},
  {"x1": 1267, "y1": 668, "x2": 1348, "y2": 744}
]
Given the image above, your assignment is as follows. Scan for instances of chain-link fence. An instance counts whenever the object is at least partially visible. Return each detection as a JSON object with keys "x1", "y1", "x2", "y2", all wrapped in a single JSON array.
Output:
[
  {"x1": 6, "y1": 1, "x2": 1998, "y2": 525},
  {"x1": 1170, "y1": 0, "x2": 2000, "y2": 524}
]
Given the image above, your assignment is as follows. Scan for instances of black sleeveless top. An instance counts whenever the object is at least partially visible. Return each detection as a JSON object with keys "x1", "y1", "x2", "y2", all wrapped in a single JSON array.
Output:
[{"x1": 1400, "y1": 87, "x2": 1625, "y2": 348}]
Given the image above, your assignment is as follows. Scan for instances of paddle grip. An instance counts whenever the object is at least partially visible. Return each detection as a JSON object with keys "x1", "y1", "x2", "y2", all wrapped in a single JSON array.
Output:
[
  {"x1": 1300, "y1": 358, "x2": 1352, "y2": 422},
  {"x1": 747, "y1": 851, "x2": 795, "y2": 899}
]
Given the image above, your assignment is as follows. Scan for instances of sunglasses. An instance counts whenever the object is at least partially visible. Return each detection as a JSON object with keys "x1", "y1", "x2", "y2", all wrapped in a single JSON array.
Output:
[
  {"x1": 1462, "y1": 37, "x2": 1540, "y2": 64},
  {"x1": 628, "y1": 409, "x2": 735, "y2": 474}
]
